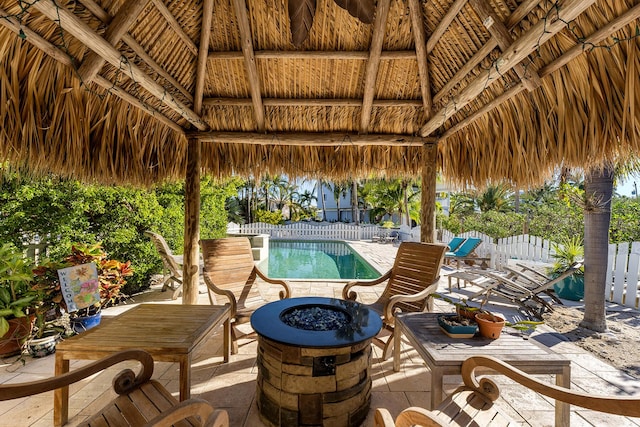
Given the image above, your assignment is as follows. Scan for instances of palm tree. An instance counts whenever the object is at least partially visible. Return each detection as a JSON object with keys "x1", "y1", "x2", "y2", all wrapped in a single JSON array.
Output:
[
  {"x1": 580, "y1": 165, "x2": 614, "y2": 332},
  {"x1": 331, "y1": 181, "x2": 349, "y2": 222}
]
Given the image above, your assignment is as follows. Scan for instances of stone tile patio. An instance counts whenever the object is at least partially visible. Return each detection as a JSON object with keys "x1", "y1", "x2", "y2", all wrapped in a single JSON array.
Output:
[{"x1": 1, "y1": 240, "x2": 639, "y2": 426}]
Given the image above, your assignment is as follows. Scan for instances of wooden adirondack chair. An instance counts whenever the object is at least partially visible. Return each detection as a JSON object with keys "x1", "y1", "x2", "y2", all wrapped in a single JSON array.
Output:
[
  {"x1": 145, "y1": 230, "x2": 184, "y2": 299},
  {"x1": 342, "y1": 242, "x2": 447, "y2": 360},
  {"x1": 200, "y1": 237, "x2": 291, "y2": 353}
]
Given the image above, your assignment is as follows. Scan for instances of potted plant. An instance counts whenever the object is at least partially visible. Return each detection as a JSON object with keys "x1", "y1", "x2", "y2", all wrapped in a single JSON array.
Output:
[
  {"x1": 475, "y1": 311, "x2": 506, "y2": 339},
  {"x1": 0, "y1": 243, "x2": 37, "y2": 356},
  {"x1": 549, "y1": 236, "x2": 584, "y2": 301}
]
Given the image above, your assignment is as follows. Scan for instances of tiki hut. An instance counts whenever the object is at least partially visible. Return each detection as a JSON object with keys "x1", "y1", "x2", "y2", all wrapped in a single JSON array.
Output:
[{"x1": 0, "y1": 0, "x2": 639, "y2": 300}]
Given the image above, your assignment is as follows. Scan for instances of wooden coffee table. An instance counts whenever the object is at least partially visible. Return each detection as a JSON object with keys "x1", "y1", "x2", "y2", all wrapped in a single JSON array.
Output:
[
  {"x1": 54, "y1": 303, "x2": 231, "y2": 426},
  {"x1": 394, "y1": 312, "x2": 571, "y2": 427}
]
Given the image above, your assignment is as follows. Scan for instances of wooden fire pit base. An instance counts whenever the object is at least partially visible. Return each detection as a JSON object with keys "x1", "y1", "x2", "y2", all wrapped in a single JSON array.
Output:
[{"x1": 256, "y1": 335, "x2": 373, "y2": 427}]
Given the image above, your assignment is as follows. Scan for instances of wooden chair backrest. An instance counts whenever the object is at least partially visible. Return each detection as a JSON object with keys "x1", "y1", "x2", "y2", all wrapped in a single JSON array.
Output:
[
  {"x1": 145, "y1": 231, "x2": 182, "y2": 277},
  {"x1": 200, "y1": 237, "x2": 262, "y2": 309},
  {"x1": 379, "y1": 242, "x2": 447, "y2": 313}
]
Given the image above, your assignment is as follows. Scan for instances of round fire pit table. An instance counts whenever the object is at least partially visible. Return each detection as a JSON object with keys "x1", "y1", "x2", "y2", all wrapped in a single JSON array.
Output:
[{"x1": 251, "y1": 297, "x2": 383, "y2": 427}]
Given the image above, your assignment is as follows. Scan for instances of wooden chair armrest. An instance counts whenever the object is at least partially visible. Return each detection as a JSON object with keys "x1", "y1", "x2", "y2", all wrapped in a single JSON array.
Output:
[
  {"x1": 0, "y1": 349, "x2": 154, "y2": 401},
  {"x1": 144, "y1": 399, "x2": 229, "y2": 427},
  {"x1": 481, "y1": 271, "x2": 534, "y2": 296},
  {"x1": 203, "y1": 272, "x2": 237, "y2": 316},
  {"x1": 383, "y1": 280, "x2": 439, "y2": 323},
  {"x1": 515, "y1": 263, "x2": 550, "y2": 280},
  {"x1": 462, "y1": 356, "x2": 640, "y2": 417},
  {"x1": 342, "y1": 270, "x2": 392, "y2": 300},
  {"x1": 254, "y1": 267, "x2": 291, "y2": 299},
  {"x1": 374, "y1": 406, "x2": 448, "y2": 427}
]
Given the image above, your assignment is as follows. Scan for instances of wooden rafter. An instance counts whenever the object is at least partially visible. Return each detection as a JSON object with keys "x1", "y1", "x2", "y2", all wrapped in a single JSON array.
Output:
[
  {"x1": 150, "y1": 0, "x2": 198, "y2": 55},
  {"x1": 439, "y1": 2, "x2": 640, "y2": 141},
  {"x1": 77, "y1": 0, "x2": 149, "y2": 85},
  {"x1": 469, "y1": 0, "x2": 542, "y2": 92},
  {"x1": 360, "y1": 0, "x2": 391, "y2": 133},
  {"x1": 426, "y1": 0, "x2": 468, "y2": 53},
  {"x1": 0, "y1": 6, "x2": 184, "y2": 134},
  {"x1": 208, "y1": 50, "x2": 417, "y2": 60},
  {"x1": 420, "y1": 0, "x2": 599, "y2": 137},
  {"x1": 194, "y1": 0, "x2": 214, "y2": 114},
  {"x1": 232, "y1": 0, "x2": 265, "y2": 132},
  {"x1": 32, "y1": 0, "x2": 207, "y2": 130},
  {"x1": 79, "y1": 0, "x2": 193, "y2": 102},
  {"x1": 434, "y1": 0, "x2": 541, "y2": 103},
  {"x1": 408, "y1": 0, "x2": 432, "y2": 116},
  {"x1": 203, "y1": 98, "x2": 423, "y2": 107},
  {"x1": 189, "y1": 132, "x2": 435, "y2": 146}
]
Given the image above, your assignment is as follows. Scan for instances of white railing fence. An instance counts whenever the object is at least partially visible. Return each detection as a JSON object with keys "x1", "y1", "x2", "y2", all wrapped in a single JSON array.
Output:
[
  {"x1": 607, "y1": 241, "x2": 640, "y2": 309},
  {"x1": 228, "y1": 222, "x2": 380, "y2": 241}
]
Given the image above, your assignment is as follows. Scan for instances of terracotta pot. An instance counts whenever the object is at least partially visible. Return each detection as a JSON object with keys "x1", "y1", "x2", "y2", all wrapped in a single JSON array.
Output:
[
  {"x1": 0, "y1": 317, "x2": 33, "y2": 356},
  {"x1": 475, "y1": 312, "x2": 505, "y2": 339}
]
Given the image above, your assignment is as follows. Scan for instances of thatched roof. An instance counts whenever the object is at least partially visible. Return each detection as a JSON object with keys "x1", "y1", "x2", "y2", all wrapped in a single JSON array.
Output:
[{"x1": 0, "y1": 0, "x2": 639, "y2": 188}]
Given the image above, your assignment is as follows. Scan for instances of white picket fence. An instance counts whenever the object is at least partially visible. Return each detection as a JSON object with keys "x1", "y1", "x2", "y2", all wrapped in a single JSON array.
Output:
[
  {"x1": 607, "y1": 242, "x2": 640, "y2": 309},
  {"x1": 229, "y1": 222, "x2": 380, "y2": 241}
]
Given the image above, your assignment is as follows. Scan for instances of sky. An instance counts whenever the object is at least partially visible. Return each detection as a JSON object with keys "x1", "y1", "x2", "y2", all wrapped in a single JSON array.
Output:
[{"x1": 616, "y1": 179, "x2": 638, "y2": 197}]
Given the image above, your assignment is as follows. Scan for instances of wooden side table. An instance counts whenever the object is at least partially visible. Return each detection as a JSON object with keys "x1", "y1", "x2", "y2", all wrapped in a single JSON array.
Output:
[{"x1": 54, "y1": 303, "x2": 231, "y2": 426}]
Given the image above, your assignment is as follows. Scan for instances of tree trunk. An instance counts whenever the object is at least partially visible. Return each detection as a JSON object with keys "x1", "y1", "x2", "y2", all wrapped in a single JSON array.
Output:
[
  {"x1": 320, "y1": 180, "x2": 327, "y2": 221},
  {"x1": 402, "y1": 179, "x2": 411, "y2": 226},
  {"x1": 580, "y1": 165, "x2": 613, "y2": 332},
  {"x1": 352, "y1": 180, "x2": 360, "y2": 225},
  {"x1": 183, "y1": 138, "x2": 201, "y2": 304}
]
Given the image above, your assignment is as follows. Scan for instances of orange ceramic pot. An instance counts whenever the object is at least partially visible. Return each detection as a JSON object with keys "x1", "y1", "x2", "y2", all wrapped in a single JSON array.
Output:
[{"x1": 475, "y1": 312, "x2": 505, "y2": 339}]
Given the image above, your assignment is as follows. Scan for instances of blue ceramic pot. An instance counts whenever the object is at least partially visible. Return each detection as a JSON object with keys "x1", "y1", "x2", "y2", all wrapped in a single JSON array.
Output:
[
  {"x1": 553, "y1": 275, "x2": 584, "y2": 301},
  {"x1": 27, "y1": 333, "x2": 60, "y2": 358},
  {"x1": 70, "y1": 311, "x2": 102, "y2": 334}
]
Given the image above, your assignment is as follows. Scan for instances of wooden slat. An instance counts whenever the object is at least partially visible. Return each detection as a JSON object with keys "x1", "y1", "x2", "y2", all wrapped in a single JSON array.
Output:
[
  {"x1": 420, "y1": 0, "x2": 599, "y2": 137},
  {"x1": 232, "y1": 0, "x2": 265, "y2": 131},
  {"x1": 0, "y1": 7, "x2": 184, "y2": 135},
  {"x1": 77, "y1": 0, "x2": 149, "y2": 84},
  {"x1": 190, "y1": 131, "x2": 435, "y2": 146},
  {"x1": 32, "y1": 0, "x2": 208, "y2": 130},
  {"x1": 79, "y1": 0, "x2": 193, "y2": 102},
  {"x1": 150, "y1": 0, "x2": 198, "y2": 55},
  {"x1": 360, "y1": 0, "x2": 391, "y2": 133},
  {"x1": 208, "y1": 50, "x2": 417, "y2": 60}
]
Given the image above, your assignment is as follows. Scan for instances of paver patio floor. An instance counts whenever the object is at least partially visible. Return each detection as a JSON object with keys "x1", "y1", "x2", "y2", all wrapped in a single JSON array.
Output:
[{"x1": 1, "y1": 241, "x2": 639, "y2": 426}]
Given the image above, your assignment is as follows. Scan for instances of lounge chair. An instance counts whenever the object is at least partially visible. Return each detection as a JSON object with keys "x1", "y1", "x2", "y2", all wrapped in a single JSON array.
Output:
[
  {"x1": 200, "y1": 237, "x2": 291, "y2": 353},
  {"x1": 0, "y1": 349, "x2": 229, "y2": 427},
  {"x1": 466, "y1": 262, "x2": 584, "y2": 318},
  {"x1": 145, "y1": 230, "x2": 184, "y2": 299},
  {"x1": 375, "y1": 355, "x2": 640, "y2": 427},
  {"x1": 342, "y1": 242, "x2": 447, "y2": 360},
  {"x1": 444, "y1": 237, "x2": 490, "y2": 269},
  {"x1": 445, "y1": 236, "x2": 466, "y2": 252}
]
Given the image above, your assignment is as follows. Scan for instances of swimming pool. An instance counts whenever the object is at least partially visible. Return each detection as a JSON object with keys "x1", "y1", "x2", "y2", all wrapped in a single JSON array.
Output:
[{"x1": 259, "y1": 240, "x2": 380, "y2": 280}]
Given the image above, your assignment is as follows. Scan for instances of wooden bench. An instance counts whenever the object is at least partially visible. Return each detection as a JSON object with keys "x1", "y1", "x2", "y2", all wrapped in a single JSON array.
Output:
[
  {"x1": 0, "y1": 349, "x2": 229, "y2": 427},
  {"x1": 375, "y1": 355, "x2": 640, "y2": 427}
]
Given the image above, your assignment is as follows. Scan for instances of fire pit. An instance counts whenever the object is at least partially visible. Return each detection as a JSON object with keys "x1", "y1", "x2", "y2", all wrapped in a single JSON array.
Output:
[{"x1": 251, "y1": 297, "x2": 382, "y2": 427}]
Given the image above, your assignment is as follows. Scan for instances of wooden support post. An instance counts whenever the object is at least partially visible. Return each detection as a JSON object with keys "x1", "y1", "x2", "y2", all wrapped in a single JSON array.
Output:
[
  {"x1": 183, "y1": 138, "x2": 201, "y2": 304},
  {"x1": 420, "y1": 143, "x2": 438, "y2": 243}
]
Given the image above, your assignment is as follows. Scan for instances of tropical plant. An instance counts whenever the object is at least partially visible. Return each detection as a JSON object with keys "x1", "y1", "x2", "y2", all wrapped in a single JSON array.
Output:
[
  {"x1": 549, "y1": 236, "x2": 584, "y2": 277},
  {"x1": 0, "y1": 243, "x2": 37, "y2": 338}
]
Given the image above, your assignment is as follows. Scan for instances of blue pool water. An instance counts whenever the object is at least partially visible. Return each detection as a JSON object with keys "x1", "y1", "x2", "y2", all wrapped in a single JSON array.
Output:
[{"x1": 259, "y1": 240, "x2": 380, "y2": 280}]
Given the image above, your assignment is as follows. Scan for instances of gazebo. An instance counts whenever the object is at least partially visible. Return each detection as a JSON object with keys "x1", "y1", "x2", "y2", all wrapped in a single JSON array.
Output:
[{"x1": 0, "y1": 0, "x2": 638, "y2": 303}]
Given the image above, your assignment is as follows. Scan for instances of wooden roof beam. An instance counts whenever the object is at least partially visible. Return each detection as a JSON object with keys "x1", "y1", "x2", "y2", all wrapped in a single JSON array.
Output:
[
  {"x1": 208, "y1": 50, "x2": 417, "y2": 60},
  {"x1": 194, "y1": 0, "x2": 214, "y2": 114},
  {"x1": 79, "y1": 0, "x2": 193, "y2": 102},
  {"x1": 360, "y1": 0, "x2": 391, "y2": 133},
  {"x1": 149, "y1": 0, "x2": 198, "y2": 55},
  {"x1": 189, "y1": 132, "x2": 435, "y2": 146},
  {"x1": 77, "y1": 0, "x2": 149, "y2": 85},
  {"x1": 0, "y1": 7, "x2": 184, "y2": 135},
  {"x1": 434, "y1": 0, "x2": 541, "y2": 103},
  {"x1": 408, "y1": 0, "x2": 432, "y2": 116},
  {"x1": 426, "y1": 0, "x2": 468, "y2": 53},
  {"x1": 32, "y1": 0, "x2": 207, "y2": 130},
  {"x1": 232, "y1": 0, "x2": 265, "y2": 132},
  {"x1": 420, "y1": 0, "x2": 598, "y2": 137},
  {"x1": 203, "y1": 98, "x2": 423, "y2": 107},
  {"x1": 439, "y1": 2, "x2": 640, "y2": 141},
  {"x1": 469, "y1": 0, "x2": 542, "y2": 92}
]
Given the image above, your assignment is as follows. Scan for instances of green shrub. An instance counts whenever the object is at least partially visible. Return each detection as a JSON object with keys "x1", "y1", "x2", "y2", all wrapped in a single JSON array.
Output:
[{"x1": 254, "y1": 209, "x2": 284, "y2": 224}]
